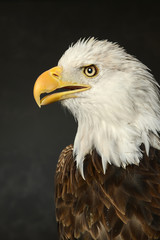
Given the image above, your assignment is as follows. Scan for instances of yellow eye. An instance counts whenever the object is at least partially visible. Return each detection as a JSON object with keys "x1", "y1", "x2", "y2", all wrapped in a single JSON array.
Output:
[{"x1": 83, "y1": 65, "x2": 98, "y2": 77}]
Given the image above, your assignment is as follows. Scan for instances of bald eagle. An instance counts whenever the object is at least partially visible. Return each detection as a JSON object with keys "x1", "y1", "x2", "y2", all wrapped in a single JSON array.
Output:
[{"x1": 33, "y1": 38, "x2": 160, "y2": 240}]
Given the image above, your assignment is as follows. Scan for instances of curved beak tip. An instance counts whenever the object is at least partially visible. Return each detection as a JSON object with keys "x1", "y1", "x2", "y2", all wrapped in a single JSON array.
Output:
[
  {"x1": 33, "y1": 85, "x2": 41, "y2": 108},
  {"x1": 38, "y1": 103, "x2": 41, "y2": 108},
  {"x1": 34, "y1": 97, "x2": 41, "y2": 108}
]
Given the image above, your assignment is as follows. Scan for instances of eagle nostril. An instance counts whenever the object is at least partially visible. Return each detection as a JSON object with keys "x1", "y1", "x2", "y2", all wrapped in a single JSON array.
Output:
[
  {"x1": 49, "y1": 66, "x2": 62, "y2": 79},
  {"x1": 51, "y1": 72, "x2": 60, "y2": 78}
]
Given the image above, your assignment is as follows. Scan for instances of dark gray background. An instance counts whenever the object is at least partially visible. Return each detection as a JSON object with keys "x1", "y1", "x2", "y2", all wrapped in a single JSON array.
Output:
[{"x1": 1, "y1": 1, "x2": 160, "y2": 240}]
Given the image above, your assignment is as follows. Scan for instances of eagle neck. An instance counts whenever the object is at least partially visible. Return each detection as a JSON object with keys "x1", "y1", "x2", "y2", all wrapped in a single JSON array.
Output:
[{"x1": 73, "y1": 113, "x2": 145, "y2": 178}]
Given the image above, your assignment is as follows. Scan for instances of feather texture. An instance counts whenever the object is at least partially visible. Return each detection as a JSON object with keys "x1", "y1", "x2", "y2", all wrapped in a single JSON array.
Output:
[
  {"x1": 55, "y1": 144, "x2": 160, "y2": 240},
  {"x1": 59, "y1": 38, "x2": 160, "y2": 174}
]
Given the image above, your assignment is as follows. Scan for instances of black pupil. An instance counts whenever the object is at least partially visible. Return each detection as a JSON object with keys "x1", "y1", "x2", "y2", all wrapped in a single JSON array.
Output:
[{"x1": 87, "y1": 67, "x2": 93, "y2": 74}]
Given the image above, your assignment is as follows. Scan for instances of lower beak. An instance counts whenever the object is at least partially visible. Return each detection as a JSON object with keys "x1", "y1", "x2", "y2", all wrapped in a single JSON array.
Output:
[{"x1": 33, "y1": 66, "x2": 90, "y2": 107}]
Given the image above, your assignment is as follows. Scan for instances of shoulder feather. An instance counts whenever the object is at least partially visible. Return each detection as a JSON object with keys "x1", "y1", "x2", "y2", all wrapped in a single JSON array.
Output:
[{"x1": 55, "y1": 145, "x2": 160, "y2": 239}]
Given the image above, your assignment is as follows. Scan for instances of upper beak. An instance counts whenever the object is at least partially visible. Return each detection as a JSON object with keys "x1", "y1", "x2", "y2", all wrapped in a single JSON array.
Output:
[{"x1": 33, "y1": 66, "x2": 90, "y2": 107}]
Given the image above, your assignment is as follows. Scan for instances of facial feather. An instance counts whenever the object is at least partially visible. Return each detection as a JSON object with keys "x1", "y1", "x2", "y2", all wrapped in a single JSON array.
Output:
[{"x1": 58, "y1": 38, "x2": 160, "y2": 177}]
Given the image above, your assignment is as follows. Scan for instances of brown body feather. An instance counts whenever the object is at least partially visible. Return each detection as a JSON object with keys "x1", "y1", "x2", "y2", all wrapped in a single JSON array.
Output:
[{"x1": 55, "y1": 144, "x2": 160, "y2": 240}]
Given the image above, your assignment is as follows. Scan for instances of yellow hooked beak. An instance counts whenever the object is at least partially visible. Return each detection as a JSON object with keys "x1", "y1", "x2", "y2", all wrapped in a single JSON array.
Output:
[{"x1": 33, "y1": 66, "x2": 91, "y2": 107}]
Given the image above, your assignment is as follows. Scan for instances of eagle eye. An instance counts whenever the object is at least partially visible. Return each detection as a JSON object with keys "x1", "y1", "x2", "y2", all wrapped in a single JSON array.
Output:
[{"x1": 83, "y1": 65, "x2": 98, "y2": 77}]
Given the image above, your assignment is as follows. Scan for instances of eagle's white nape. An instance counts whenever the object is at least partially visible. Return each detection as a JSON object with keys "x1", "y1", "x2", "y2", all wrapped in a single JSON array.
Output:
[{"x1": 58, "y1": 37, "x2": 160, "y2": 177}]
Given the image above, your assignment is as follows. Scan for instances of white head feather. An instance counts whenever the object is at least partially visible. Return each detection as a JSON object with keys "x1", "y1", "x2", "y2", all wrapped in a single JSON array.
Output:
[{"x1": 58, "y1": 38, "x2": 160, "y2": 177}]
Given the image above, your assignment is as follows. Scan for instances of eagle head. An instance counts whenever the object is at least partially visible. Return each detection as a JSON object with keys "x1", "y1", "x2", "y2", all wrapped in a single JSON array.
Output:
[{"x1": 33, "y1": 38, "x2": 160, "y2": 177}]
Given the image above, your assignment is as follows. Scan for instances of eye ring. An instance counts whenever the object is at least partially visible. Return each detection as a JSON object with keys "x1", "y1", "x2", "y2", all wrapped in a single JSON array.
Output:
[{"x1": 83, "y1": 65, "x2": 98, "y2": 77}]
